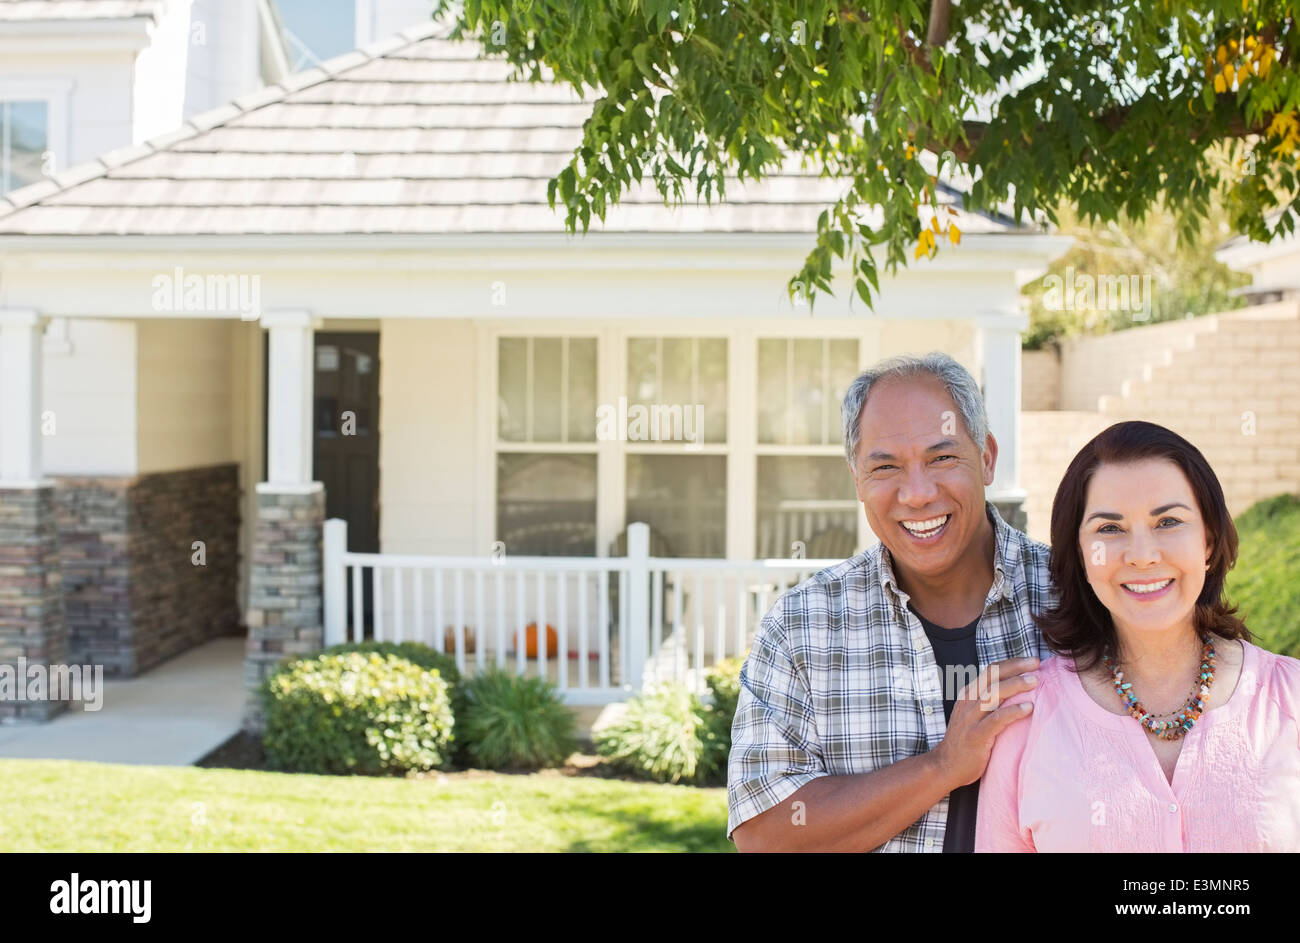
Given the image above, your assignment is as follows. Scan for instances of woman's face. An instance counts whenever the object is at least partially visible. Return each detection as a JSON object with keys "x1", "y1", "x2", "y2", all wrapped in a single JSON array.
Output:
[{"x1": 1077, "y1": 458, "x2": 1212, "y2": 643}]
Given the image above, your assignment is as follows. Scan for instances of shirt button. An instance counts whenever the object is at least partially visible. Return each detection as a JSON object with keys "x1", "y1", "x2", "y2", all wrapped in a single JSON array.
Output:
[
  {"x1": 924, "y1": 838, "x2": 934, "y2": 848},
  {"x1": 1168, "y1": 803, "x2": 1178, "y2": 813},
  {"x1": 923, "y1": 705, "x2": 933, "y2": 715}
]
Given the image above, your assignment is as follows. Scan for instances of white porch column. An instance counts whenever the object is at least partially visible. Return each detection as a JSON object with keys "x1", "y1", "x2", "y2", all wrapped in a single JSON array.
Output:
[
  {"x1": 0, "y1": 308, "x2": 68, "y2": 722},
  {"x1": 245, "y1": 309, "x2": 325, "y2": 732},
  {"x1": 0, "y1": 308, "x2": 47, "y2": 486},
  {"x1": 261, "y1": 309, "x2": 321, "y2": 488},
  {"x1": 976, "y1": 312, "x2": 1028, "y2": 529}
]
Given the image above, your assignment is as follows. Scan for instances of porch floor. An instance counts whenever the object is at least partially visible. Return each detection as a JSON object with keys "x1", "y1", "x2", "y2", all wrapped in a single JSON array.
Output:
[{"x1": 0, "y1": 637, "x2": 245, "y2": 767}]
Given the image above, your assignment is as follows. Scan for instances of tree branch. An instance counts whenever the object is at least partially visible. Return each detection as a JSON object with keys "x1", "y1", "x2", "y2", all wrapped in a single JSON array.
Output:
[{"x1": 925, "y1": 0, "x2": 952, "y2": 50}]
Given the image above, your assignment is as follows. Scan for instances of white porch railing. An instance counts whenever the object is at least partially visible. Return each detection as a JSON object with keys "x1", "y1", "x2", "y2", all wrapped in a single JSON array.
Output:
[{"x1": 322, "y1": 520, "x2": 844, "y2": 703}]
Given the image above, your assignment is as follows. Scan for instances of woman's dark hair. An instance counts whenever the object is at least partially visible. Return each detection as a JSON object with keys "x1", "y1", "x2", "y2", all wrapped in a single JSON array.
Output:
[{"x1": 1034, "y1": 420, "x2": 1249, "y2": 671}]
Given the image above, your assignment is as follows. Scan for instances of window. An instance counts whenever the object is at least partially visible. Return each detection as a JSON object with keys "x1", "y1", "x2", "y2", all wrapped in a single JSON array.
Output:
[
  {"x1": 1, "y1": 101, "x2": 48, "y2": 194},
  {"x1": 495, "y1": 336, "x2": 598, "y2": 555},
  {"x1": 626, "y1": 454, "x2": 726, "y2": 558},
  {"x1": 498, "y1": 337, "x2": 597, "y2": 443},
  {"x1": 626, "y1": 337, "x2": 726, "y2": 443},
  {"x1": 272, "y1": 0, "x2": 357, "y2": 71},
  {"x1": 624, "y1": 337, "x2": 728, "y2": 557},
  {"x1": 755, "y1": 338, "x2": 861, "y2": 558}
]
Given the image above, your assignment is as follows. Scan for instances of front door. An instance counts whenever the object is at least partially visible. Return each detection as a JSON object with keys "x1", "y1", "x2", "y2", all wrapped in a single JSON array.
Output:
[{"x1": 313, "y1": 332, "x2": 381, "y2": 632}]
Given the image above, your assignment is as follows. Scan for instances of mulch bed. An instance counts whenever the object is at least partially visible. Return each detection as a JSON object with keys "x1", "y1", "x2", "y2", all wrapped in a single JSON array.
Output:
[{"x1": 193, "y1": 731, "x2": 650, "y2": 782}]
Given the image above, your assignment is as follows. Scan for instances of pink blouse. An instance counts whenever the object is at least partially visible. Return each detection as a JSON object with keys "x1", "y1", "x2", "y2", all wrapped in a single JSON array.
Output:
[{"x1": 975, "y1": 639, "x2": 1300, "y2": 852}]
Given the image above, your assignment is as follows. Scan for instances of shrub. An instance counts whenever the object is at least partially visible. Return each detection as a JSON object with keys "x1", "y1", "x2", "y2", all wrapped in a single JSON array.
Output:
[
  {"x1": 700, "y1": 655, "x2": 745, "y2": 783},
  {"x1": 262, "y1": 651, "x2": 454, "y2": 775},
  {"x1": 1226, "y1": 493, "x2": 1300, "y2": 657},
  {"x1": 595, "y1": 682, "x2": 713, "y2": 785},
  {"x1": 457, "y1": 669, "x2": 577, "y2": 770}
]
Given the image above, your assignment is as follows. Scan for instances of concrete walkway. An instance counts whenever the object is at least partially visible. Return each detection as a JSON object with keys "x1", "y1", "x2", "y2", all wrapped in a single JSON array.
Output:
[{"x1": 0, "y1": 637, "x2": 244, "y2": 766}]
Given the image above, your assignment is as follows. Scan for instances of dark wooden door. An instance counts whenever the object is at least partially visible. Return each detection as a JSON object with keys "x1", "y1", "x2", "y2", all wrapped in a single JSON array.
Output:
[{"x1": 313, "y1": 332, "x2": 380, "y2": 632}]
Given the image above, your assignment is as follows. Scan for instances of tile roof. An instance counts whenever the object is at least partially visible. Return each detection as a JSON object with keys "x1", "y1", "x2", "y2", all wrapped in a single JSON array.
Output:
[
  {"x1": 0, "y1": 0, "x2": 163, "y2": 22},
  {"x1": 0, "y1": 20, "x2": 1014, "y2": 237}
]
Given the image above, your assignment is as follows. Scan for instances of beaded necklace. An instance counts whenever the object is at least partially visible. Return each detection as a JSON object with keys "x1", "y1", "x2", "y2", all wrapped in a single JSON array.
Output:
[{"x1": 1102, "y1": 633, "x2": 1217, "y2": 741}]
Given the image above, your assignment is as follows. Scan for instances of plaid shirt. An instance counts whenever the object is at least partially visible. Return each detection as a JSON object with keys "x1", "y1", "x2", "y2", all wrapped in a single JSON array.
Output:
[{"x1": 727, "y1": 500, "x2": 1059, "y2": 852}]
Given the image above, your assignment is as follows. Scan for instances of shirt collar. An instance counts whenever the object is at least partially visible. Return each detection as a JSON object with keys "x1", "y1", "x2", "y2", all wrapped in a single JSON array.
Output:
[{"x1": 879, "y1": 500, "x2": 1019, "y2": 605}]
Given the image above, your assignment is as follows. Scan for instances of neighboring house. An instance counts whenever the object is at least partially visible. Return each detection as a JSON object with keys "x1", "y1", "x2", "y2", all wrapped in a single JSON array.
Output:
[{"x1": 0, "y1": 3, "x2": 1069, "y2": 728}]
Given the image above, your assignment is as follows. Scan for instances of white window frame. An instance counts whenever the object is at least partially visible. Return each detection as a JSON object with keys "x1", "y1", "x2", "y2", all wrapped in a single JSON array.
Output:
[
  {"x1": 752, "y1": 332, "x2": 872, "y2": 558},
  {"x1": 482, "y1": 324, "x2": 604, "y2": 558},
  {"x1": 477, "y1": 319, "x2": 883, "y2": 562},
  {"x1": 0, "y1": 78, "x2": 71, "y2": 189}
]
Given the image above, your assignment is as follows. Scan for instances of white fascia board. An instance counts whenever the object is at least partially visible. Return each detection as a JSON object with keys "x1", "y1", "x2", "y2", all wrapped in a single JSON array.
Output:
[
  {"x1": 0, "y1": 231, "x2": 1073, "y2": 273},
  {"x1": 0, "y1": 19, "x2": 154, "y2": 54}
]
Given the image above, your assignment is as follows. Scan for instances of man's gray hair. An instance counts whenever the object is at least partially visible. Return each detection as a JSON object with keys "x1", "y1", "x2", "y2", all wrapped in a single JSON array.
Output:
[{"x1": 841, "y1": 351, "x2": 990, "y2": 470}]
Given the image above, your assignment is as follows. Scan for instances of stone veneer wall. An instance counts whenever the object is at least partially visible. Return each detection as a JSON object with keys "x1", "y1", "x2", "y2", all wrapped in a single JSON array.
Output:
[
  {"x1": 0, "y1": 485, "x2": 69, "y2": 721},
  {"x1": 242, "y1": 485, "x2": 324, "y2": 732},
  {"x1": 54, "y1": 464, "x2": 241, "y2": 677}
]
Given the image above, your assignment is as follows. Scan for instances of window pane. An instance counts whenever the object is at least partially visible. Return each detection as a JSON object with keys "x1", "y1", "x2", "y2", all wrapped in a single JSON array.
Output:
[
  {"x1": 698, "y1": 337, "x2": 727, "y2": 442},
  {"x1": 757, "y1": 338, "x2": 859, "y2": 445},
  {"x1": 273, "y1": 0, "x2": 356, "y2": 71},
  {"x1": 757, "y1": 338, "x2": 787, "y2": 444},
  {"x1": 532, "y1": 337, "x2": 562, "y2": 441},
  {"x1": 627, "y1": 337, "x2": 727, "y2": 444},
  {"x1": 626, "y1": 455, "x2": 726, "y2": 557},
  {"x1": 627, "y1": 337, "x2": 658, "y2": 401},
  {"x1": 828, "y1": 339, "x2": 860, "y2": 443},
  {"x1": 2, "y1": 101, "x2": 48, "y2": 193},
  {"x1": 497, "y1": 453, "x2": 596, "y2": 556},
  {"x1": 568, "y1": 337, "x2": 597, "y2": 442},
  {"x1": 756, "y1": 456, "x2": 859, "y2": 559},
  {"x1": 497, "y1": 338, "x2": 527, "y2": 441},
  {"x1": 791, "y1": 339, "x2": 825, "y2": 445}
]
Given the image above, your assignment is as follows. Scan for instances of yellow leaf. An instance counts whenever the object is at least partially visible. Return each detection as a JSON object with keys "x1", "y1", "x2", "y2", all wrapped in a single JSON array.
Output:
[
  {"x1": 1214, "y1": 72, "x2": 1227, "y2": 93},
  {"x1": 1238, "y1": 62, "x2": 1252, "y2": 84},
  {"x1": 931, "y1": 216, "x2": 941, "y2": 233},
  {"x1": 1229, "y1": 39, "x2": 1238, "y2": 55},
  {"x1": 1216, "y1": 44, "x2": 1228, "y2": 66},
  {"x1": 1246, "y1": 35, "x2": 1257, "y2": 51},
  {"x1": 948, "y1": 224, "x2": 962, "y2": 245},
  {"x1": 914, "y1": 229, "x2": 934, "y2": 259}
]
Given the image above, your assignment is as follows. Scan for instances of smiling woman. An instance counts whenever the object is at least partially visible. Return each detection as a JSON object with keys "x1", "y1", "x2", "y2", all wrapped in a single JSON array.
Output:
[{"x1": 975, "y1": 420, "x2": 1300, "y2": 853}]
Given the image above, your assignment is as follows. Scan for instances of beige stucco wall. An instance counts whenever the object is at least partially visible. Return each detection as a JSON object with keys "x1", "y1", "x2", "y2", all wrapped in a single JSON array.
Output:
[
  {"x1": 379, "y1": 319, "x2": 480, "y2": 556},
  {"x1": 136, "y1": 319, "x2": 241, "y2": 474},
  {"x1": 1022, "y1": 348, "x2": 1060, "y2": 411},
  {"x1": 41, "y1": 318, "x2": 138, "y2": 476}
]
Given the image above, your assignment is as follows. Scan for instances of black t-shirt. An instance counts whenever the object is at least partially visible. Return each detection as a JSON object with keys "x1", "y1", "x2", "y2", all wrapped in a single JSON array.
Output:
[{"x1": 908, "y1": 601, "x2": 980, "y2": 853}]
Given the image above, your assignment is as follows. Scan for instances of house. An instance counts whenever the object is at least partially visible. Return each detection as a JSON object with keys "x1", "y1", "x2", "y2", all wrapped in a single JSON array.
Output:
[{"x1": 0, "y1": 1, "x2": 1069, "y2": 728}]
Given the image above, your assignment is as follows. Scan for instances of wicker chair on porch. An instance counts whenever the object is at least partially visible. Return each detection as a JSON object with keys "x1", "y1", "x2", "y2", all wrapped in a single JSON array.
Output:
[{"x1": 803, "y1": 525, "x2": 857, "y2": 561}]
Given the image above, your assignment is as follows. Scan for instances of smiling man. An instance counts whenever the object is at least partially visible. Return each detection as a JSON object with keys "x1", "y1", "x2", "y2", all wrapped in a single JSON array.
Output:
[{"x1": 727, "y1": 351, "x2": 1060, "y2": 852}]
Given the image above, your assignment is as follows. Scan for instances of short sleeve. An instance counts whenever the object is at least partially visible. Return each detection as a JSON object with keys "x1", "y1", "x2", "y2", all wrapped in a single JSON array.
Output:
[
  {"x1": 1265, "y1": 650, "x2": 1300, "y2": 751},
  {"x1": 726, "y1": 609, "x2": 828, "y2": 842},
  {"x1": 974, "y1": 685, "x2": 1038, "y2": 853}
]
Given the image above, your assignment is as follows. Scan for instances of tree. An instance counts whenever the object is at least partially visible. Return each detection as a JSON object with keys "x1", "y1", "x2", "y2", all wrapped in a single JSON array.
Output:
[
  {"x1": 1022, "y1": 197, "x2": 1251, "y2": 350},
  {"x1": 433, "y1": 1, "x2": 1300, "y2": 310}
]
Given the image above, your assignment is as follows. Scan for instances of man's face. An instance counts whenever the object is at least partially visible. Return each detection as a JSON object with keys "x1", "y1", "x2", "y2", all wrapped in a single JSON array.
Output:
[
  {"x1": 850, "y1": 375, "x2": 996, "y2": 581},
  {"x1": 1077, "y1": 458, "x2": 1211, "y2": 641}
]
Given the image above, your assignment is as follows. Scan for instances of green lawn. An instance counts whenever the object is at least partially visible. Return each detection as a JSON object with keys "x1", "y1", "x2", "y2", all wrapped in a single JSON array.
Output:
[
  {"x1": 0, "y1": 759, "x2": 733, "y2": 852},
  {"x1": 1226, "y1": 493, "x2": 1300, "y2": 657}
]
